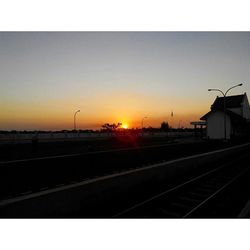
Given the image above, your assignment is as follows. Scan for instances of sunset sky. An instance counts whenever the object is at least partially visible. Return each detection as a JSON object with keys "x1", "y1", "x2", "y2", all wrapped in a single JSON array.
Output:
[{"x1": 1, "y1": 32, "x2": 249, "y2": 130}]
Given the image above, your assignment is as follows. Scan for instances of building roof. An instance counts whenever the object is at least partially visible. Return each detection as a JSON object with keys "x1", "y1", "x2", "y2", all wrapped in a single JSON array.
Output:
[{"x1": 211, "y1": 94, "x2": 244, "y2": 110}]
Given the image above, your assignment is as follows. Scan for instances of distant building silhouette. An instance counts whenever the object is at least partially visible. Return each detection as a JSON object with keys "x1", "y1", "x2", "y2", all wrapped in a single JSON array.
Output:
[{"x1": 200, "y1": 93, "x2": 250, "y2": 139}]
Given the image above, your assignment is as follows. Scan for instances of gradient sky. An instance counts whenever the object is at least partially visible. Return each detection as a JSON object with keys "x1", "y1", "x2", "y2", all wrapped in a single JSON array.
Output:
[{"x1": 1, "y1": 32, "x2": 249, "y2": 130}]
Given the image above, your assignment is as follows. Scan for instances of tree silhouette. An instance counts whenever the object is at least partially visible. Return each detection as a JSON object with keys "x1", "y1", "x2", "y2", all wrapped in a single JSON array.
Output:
[{"x1": 102, "y1": 122, "x2": 122, "y2": 131}]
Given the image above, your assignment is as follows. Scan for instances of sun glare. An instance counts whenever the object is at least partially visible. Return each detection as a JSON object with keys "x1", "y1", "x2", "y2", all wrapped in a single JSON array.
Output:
[{"x1": 122, "y1": 123, "x2": 128, "y2": 129}]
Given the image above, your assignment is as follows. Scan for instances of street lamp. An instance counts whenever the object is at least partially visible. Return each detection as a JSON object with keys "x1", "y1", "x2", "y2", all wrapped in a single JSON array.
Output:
[
  {"x1": 208, "y1": 83, "x2": 243, "y2": 140},
  {"x1": 74, "y1": 110, "x2": 80, "y2": 131}
]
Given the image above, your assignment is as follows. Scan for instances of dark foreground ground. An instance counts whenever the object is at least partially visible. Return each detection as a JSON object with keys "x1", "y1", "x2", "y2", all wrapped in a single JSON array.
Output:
[
  {"x1": 0, "y1": 136, "x2": 242, "y2": 198},
  {"x1": 1, "y1": 135, "x2": 183, "y2": 161},
  {"x1": 0, "y1": 135, "x2": 250, "y2": 218},
  {"x1": 0, "y1": 134, "x2": 248, "y2": 162}
]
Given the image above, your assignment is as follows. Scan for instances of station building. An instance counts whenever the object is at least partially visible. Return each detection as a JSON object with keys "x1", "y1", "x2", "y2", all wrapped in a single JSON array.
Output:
[{"x1": 200, "y1": 93, "x2": 250, "y2": 139}]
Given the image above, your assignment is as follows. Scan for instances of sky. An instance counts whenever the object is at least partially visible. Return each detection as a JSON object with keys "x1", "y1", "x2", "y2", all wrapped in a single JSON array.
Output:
[{"x1": 1, "y1": 32, "x2": 249, "y2": 130}]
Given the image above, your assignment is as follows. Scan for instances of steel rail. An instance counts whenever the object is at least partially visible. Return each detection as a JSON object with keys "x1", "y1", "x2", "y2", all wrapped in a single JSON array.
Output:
[
  {"x1": 183, "y1": 166, "x2": 250, "y2": 218},
  {"x1": 113, "y1": 153, "x2": 250, "y2": 218},
  {"x1": 2, "y1": 143, "x2": 249, "y2": 202}
]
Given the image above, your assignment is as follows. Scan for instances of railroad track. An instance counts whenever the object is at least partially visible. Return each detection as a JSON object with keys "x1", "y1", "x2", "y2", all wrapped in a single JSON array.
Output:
[
  {"x1": 0, "y1": 143, "x2": 250, "y2": 217},
  {"x1": 113, "y1": 154, "x2": 250, "y2": 218},
  {"x1": 0, "y1": 140, "x2": 232, "y2": 201},
  {"x1": 0, "y1": 159, "x2": 167, "y2": 201}
]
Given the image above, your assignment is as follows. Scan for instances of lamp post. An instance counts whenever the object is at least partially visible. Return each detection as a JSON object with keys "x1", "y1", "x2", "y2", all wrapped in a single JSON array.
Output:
[
  {"x1": 208, "y1": 83, "x2": 243, "y2": 140},
  {"x1": 74, "y1": 110, "x2": 80, "y2": 131}
]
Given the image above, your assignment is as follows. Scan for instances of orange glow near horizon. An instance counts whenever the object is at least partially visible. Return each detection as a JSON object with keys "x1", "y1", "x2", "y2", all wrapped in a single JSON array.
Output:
[
  {"x1": 0, "y1": 94, "x2": 209, "y2": 130},
  {"x1": 1, "y1": 87, "x2": 210, "y2": 131},
  {"x1": 0, "y1": 111, "x2": 206, "y2": 131}
]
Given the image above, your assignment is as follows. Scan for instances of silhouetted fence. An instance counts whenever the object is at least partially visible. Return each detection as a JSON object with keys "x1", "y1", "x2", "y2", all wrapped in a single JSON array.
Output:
[{"x1": 0, "y1": 131, "x2": 194, "y2": 144}]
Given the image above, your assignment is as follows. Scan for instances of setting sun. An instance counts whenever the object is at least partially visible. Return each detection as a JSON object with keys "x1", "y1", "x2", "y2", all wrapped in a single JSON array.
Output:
[{"x1": 121, "y1": 123, "x2": 128, "y2": 129}]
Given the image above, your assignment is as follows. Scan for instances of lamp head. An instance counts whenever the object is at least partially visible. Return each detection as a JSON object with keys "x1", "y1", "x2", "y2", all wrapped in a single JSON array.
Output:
[
  {"x1": 208, "y1": 89, "x2": 212, "y2": 91},
  {"x1": 238, "y1": 83, "x2": 243, "y2": 86}
]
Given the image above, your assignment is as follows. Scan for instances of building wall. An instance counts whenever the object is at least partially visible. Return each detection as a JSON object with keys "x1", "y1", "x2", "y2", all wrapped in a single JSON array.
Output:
[
  {"x1": 242, "y1": 94, "x2": 250, "y2": 120},
  {"x1": 228, "y1": 94, "x2": 250, "y2": 120},
  {"x1": 207, "y1": 112, "x2": 231, "y2": 139},
  {"x1": 228, "y1": 107, "x2": 241, "y2": 116}
]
